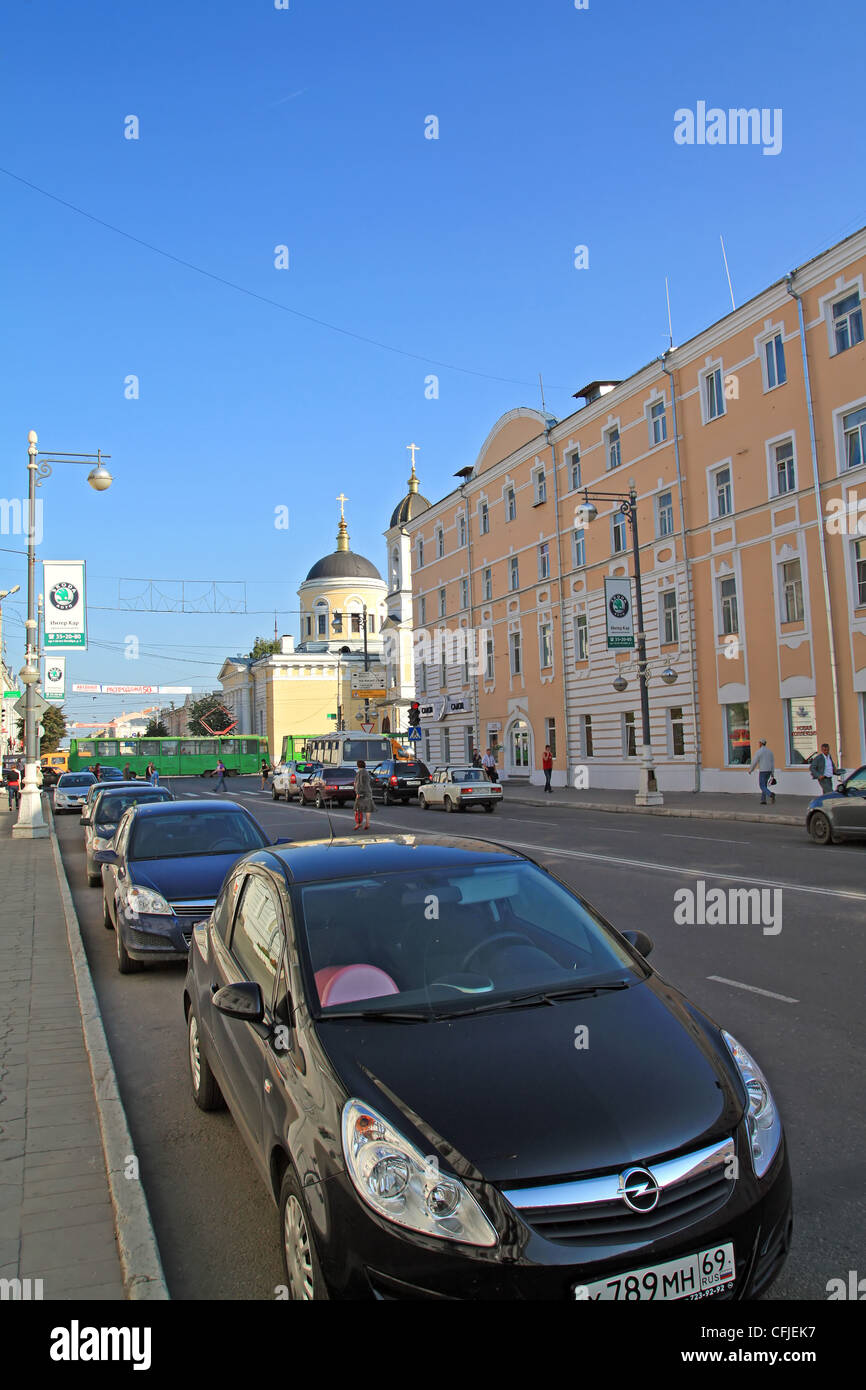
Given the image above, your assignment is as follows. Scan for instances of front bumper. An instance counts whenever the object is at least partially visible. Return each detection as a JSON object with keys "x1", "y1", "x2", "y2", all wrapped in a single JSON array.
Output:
[{"x1": 117, "y1": 910, "x2": 191, "y2": 962}]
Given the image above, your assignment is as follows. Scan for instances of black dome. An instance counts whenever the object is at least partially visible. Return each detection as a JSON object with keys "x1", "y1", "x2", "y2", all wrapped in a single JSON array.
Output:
[
  {"x1": 304, "y1": 550, "x2": 382, "y2": 583},
  {"x1": 389, "y1": 489, "x2": 431, "y2": 528}
]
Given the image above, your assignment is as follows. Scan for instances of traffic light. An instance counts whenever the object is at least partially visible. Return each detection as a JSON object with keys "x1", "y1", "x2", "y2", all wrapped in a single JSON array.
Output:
[{"x1": 408, "y1": 702, "x2": 421, "y2": 728}]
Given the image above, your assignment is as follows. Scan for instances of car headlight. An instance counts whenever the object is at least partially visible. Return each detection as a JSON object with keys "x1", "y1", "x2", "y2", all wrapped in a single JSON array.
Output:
[
  {"x1": 124, "y1": 885, "x2": 172, "y2": 916},
  {"x1": 341, "y1": 1100, "x2": 497, "y2": 1247},
  {"x1": 722, "y1": 1031, "x2": 782, "y2": 1178}
]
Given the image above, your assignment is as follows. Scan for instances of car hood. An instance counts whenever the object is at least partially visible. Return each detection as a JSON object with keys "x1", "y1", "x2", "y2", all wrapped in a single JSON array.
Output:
[
  {"x1": 316, "y1": 978, "x2": 741, "y2": 1185},
  {"x1": 128, "y1": 853, "x2": 244, "y2": 902},
  {"x1": 808, "y1": 790, "x2": 845, "y2": 809}
]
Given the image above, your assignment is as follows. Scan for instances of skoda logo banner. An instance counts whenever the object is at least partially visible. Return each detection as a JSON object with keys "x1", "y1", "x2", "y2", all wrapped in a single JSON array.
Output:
[
  {"x1": 43, "y1": 560, "x2": 88, "y2": 650},
  {"x1": 604, "y1": 576, "x2": 635, "y2": 650}
]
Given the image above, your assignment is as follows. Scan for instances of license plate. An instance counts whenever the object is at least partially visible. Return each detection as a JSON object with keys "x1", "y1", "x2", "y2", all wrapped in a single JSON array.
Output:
[
  {"x1": 407, "y1": 779, "x2": 420, "y2": 785},
  {"x1": 576, "y1": 1242, "x2": 735, "y2": 1301}
]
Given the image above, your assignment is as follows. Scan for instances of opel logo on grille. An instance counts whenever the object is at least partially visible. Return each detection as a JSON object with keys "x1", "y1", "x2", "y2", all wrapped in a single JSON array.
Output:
[{"x1": 618, "y1": 1166, "x2": 660, "y2": 1212}]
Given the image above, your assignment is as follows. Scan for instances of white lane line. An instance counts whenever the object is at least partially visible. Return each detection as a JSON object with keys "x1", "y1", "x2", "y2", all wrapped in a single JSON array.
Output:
[
  {"x1": 663, "y1": 833, "x2": 742, "y2": 844},
  {"x1": 707, "y1": 976, "x2": 799, "y2": 1005}
]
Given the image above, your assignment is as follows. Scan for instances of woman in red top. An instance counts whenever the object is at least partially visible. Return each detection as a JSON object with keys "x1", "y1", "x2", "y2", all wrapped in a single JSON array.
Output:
[{"x1": 542, "y1": 745, "x2": 553, "y2": 793}]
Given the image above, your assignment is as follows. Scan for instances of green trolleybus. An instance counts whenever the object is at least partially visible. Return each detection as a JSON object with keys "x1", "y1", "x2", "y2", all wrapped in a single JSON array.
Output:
[{"x1": 67, "y1": 735, "x2": 269, "y2": 778}]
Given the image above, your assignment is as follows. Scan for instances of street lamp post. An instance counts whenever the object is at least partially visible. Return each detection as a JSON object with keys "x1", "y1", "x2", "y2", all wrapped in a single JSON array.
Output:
[
  {"x1": 577, "y1": 480, "x2": 677, "y2": 807},
  {"x1": 13, "y1": 431, "x2": 112, "y2": 840}
]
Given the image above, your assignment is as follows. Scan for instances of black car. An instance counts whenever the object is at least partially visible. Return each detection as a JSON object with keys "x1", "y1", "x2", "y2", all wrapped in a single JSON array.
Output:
[
  {"x1": 184, "y1": 833, "x2": 792, "y2": 1301},
  {"x1": 369, "y1": 759, "x2": 432, "y2": 806},
  {"x1": 300, "y1": 766, "x2": 356, "y2": 808}
]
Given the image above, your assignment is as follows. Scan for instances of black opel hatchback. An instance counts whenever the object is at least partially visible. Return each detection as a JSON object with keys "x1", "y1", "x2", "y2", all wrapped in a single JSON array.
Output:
[{"x1": 183, "y1": 834, "x2": 792, "y2": 1301}]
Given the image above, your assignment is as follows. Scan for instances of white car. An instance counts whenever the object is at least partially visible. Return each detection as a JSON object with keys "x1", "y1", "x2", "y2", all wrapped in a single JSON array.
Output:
[
  {"x1": 417, "y1": 766, "x2": 502, "y2": 814},
  {"x1": 271, "y1": 759, "x2": 319, "y2": 802},
  {"x1": 53, "y1": 771, "x2": 97, "y2": 813}
]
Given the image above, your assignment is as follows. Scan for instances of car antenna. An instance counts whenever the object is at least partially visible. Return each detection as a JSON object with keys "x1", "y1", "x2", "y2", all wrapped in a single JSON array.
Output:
[{"x1": 325, "y1": 804, "x2": 335, "y2": 844}]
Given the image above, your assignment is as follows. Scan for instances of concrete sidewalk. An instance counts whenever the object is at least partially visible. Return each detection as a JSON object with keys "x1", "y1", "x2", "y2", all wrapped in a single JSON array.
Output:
[
  {"x1": 0, "y1": 799, "x2": 166, "y2": 1300},
  {"x1": 496, "y1": 780, "x2": 807, "y2": 826}
]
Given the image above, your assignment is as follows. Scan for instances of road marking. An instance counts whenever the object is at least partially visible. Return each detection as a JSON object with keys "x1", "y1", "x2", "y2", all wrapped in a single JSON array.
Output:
[
  {"x1": 663, "y1": 833, "x2": 742, "y2": 844},
  {"x1": 707, "y1": 976, "x2": 799, "y2": 1004}
]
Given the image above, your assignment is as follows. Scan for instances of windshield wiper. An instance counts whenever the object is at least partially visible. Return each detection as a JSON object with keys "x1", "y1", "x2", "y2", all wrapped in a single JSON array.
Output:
[
  {"x1": 322, "y1": 1008, "x2": 434, "y2": 1023},
  {"x1": 443, "y1": 980, "x2": 632, "y2": 1017}
]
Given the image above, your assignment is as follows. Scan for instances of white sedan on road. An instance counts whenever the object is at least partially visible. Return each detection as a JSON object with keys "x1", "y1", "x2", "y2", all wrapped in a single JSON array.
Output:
[{"x1": 418, "y1": 766, "x2": 502, "y2": 813}]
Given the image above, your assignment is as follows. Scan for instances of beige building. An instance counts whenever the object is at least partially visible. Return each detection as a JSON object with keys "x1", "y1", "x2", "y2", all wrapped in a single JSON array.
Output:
[{"x1": 403, "y1": 226, "x2": 866, "y2": 795}]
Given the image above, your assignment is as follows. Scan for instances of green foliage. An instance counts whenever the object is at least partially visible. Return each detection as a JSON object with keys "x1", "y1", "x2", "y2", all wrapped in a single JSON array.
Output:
[
  {"x1": 144, "y1": 719, "x2": 169, "y2": 737},
  {"x1": 249, "y1": 635, "x2": 281, "y2": 660},
  {"x1": 17, "y1": 702, "x2": 67, "y2": 752},
  {"x1": 188, "y1": 694, "x2": 234, "y2": 736}
]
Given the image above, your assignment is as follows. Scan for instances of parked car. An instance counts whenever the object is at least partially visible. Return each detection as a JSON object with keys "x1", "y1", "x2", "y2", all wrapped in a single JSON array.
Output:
[
  {"x1": 96, "y1": 799, "x2": 276, "y2": 973},
  {"x1": 80, "y1": 778, "x2": 141, "y2": 825},
  {"x1": 272, "y1": 760, "x2": 319, "y2": 803},
  {"x1": 805, "y1": 764, "x2": 866, "y2": 844},
  {"x1": 82, "y1": 784, "x2": 174, "y2": 885},
  {"x1": 97, "y1": 766, "x2": 125, "y2": 782},
  {"x1": 299, "y1": 766, "x2": 356, "y2": 808},
  {"x1": 369, "y1": 759, "x2": 432, "y2": 806},
  {"x1": 183, "y1": 832, "x2": 792, "y2": 1301},
  {"x1": 53, "y1": 770, "x2": 97, "y2": 813},
  {"x1": 418, "y1": 766, "x2": 503, "y2": 813},
  {"x1": 40, "y1": 752, "x2": 68, "y2": 788}
]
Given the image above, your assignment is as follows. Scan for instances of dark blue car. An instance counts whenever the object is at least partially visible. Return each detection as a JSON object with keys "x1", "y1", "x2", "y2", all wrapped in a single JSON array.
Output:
[{"x1": 97, "y1": 799, "x2": 274, "y2": 974}]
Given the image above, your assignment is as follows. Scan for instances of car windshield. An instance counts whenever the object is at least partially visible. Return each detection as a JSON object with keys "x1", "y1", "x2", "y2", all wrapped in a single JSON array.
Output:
[
  {"x1": 395, "y1": 763, "x2": 427, "y2": 776},
  {"x1": 294, "y1": 762, "x2": 315, "y2": 774},
  {"x1": 59, "y1": 774, "x2": 95, "y2": 787},
  {"x1": 128, "y1": 810, "x2": 267, "y2": 860},
  {"x1": 293, "y1": 862, "x2": 642, "y2": 1019},
  {"x1": 95, "y1": 790, "x2": 171, "y2": 824},
  {"x1": 451, "y1": 769, "x2": 485, "y2": 783}
]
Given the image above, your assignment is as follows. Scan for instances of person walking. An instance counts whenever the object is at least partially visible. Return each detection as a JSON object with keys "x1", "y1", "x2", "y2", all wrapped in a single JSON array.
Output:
[
  {"x1": 748, "y1": 739, "x2": 776, "y2": 805},
  {"x1": 260, "y1": 758, "x2": 270, "y2": 791},
  {"x1": 471, "y1": 749, "x2": 483, "y2": 769},
  {"x1": 809, "y1": 743, "x2": 836, "y2": 795},
  {"x1": 542, "y1": 744, "x2": 554, "y2": 793},
  {"x1": 6, "y1": 764, "x2": 21, "y2": 811},
  {"x1": 482, "y1": 748, "x2": 499, "y2": 783},
  {"x1": 145, "y1": 761, "x2": 159, "y2": 787},
  {"x1": 92, "y1": 762, "x2": 101, "y2": 781},
  {"x1": 123, "y1": 761, "x2": 131, "y2": 780},
  {"x1": 353, "y1": 759, "x2": 374, "y2": 831},
  {"x1": 213, "y1": 758, "x2": 228, "y2": 794}
]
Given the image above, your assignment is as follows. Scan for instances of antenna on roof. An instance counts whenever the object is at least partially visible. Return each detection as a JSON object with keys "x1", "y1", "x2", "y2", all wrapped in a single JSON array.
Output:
[
  {"x1": 324, "y1": 801, "x2": 336, "y2": 844},
  {"x1": 720, "y1": 234, "x2": 736, "y2": 311},
  {"x1": 538, "y1": 372, "x2": 546, "y2": 415},
  {"x1": 665, "y1": 277, "x2": 674, "y2": 350}
]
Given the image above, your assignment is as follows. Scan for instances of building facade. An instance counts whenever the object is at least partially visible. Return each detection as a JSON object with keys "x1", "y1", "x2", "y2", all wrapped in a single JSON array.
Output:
[{"x1": 403, "y1": 227, "x2": 866, "y2": 794}]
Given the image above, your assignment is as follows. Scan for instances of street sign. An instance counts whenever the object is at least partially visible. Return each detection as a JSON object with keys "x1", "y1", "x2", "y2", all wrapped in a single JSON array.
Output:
[
  {"x1": 351, "y1": 687, "x2": 386, "y2": 699},
  {"x1": 406, "y1": 726, "x2": 422, "y2": 741},
  {"x1": 326, "y1": 713, "x2": 337, "y2": 720},
  {"x1": 360, "y1": 722, "x2": 375, "y2": 734},
  {"x1": 2, "y1": 690, "x2": 21, "y2": 700},
  {"x1": 14, "y1": 691, "x2": 51, "y2": 718},
  {"x1": 604, "y1": 576, "x2": 635, "y2": 649}
]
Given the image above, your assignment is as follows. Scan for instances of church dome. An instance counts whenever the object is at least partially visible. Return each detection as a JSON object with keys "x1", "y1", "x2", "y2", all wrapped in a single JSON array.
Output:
[
  {"x1": 389, "y1": 456, "x2": 430, "y2": 528},
  {"x1": 303, "y1": 502, "x2": 383, "y2": 584}
]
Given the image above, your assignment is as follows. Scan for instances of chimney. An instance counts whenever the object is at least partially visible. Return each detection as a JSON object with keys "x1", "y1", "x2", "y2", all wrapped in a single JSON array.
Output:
[{"x1": 280, "y1": 634, "x2": 294, "y2": 654}]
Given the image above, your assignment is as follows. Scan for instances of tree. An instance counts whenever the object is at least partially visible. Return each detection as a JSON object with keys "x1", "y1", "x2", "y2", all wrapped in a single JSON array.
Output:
[
  {"x1": 17, "y1": 703, "x2": 67, "y2": 752},
  {"x1": 188, "y1": 694, "x2": 235, "y2": 736},
  {"x1": 144, "y1": 719, "x2": 169, "y2": 737},
  {"x1": 249, "y1": 635, "x2": 281, "y2": 660}
]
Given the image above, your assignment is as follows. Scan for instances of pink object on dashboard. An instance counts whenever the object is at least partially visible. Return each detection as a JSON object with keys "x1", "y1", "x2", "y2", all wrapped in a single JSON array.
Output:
[{"x1": 315, "y1": 965, "x2": 399, "y2": 1007}]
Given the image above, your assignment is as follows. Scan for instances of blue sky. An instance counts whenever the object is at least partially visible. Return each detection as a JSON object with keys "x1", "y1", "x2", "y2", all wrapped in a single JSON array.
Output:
[{"x1": 1, "y1": 0, "x2": 863, "y2": 726}]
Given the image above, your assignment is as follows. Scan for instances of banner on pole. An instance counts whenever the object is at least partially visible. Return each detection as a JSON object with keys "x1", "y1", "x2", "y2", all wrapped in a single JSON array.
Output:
[
  {"x1": 44, "y1": 560, "x2": 87, "y2": 650},
  {"x1": 44, "y1": 657, "x2": 66, "y2": 702},
  {"x1": 604, "y1": 576, "x2": 635, "y2": 650}
]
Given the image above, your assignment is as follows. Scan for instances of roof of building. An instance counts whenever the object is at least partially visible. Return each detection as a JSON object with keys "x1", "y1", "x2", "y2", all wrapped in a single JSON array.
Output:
[
  {"x1": 389, "y1": 460, "x2": 431, "y2": 528},
  {"x1": 304, "y1": 505, "x2": 383, "y2": 584}
]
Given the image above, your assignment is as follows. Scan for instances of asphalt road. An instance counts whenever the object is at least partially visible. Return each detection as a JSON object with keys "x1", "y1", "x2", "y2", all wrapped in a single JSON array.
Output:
[{"x1": 55, "y1": 775, "x2": 866, "y2": 1301}]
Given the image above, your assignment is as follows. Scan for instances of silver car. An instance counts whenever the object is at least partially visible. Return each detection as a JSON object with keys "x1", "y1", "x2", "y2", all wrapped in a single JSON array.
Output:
[
  {"x1": 271, "y1": 759, "x2": 319, "y2": 802},
  {"x1": 806, "y1": 765, "x2": 866, "y2": 844},
  {"x1": 54, "y1": 771, "x2": 97, "y2": 813}
]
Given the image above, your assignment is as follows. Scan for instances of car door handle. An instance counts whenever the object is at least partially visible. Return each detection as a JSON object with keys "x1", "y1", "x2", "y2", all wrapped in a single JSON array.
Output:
[{"x1": 211, "y1": 982, "x2": 220, "y2": 995}]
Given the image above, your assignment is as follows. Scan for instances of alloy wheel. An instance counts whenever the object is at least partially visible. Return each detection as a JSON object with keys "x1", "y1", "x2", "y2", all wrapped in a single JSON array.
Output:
[{"x1": 284, "y1": 1195, "x2": 315, "y2": 1301}]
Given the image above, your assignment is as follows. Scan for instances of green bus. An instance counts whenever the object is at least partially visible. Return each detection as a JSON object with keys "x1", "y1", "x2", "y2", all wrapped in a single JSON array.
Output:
[{"x1": 68, "y1": 735, "x2": 269, "y2": 778}]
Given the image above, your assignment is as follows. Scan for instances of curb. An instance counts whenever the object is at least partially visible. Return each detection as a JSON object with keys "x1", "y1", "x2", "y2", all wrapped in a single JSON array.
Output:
[
  {"x1": 498, "y1": 793, "x2": 802, "y2": 827},
  {"x1": 47, "y1": 801, "x2": 169, "y2": 1301}
]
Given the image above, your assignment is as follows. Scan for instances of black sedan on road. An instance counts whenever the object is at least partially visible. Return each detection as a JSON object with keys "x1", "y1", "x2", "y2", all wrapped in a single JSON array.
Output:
[
  {"x1": 299, "y1": 766, "x2": 356, "y2": 808},
  {"x1": 97, "y1": 799, "x2": 274, "y2": 973},
  {"x1": 806, "y1": 764, "x2": 866, "y2": 844},
  {"x1": 183, "y1": 833, "x2": 792, "y2": 1301},
  {"x1": 369, "y1": 759, "x2": 432, "y2": 806}
]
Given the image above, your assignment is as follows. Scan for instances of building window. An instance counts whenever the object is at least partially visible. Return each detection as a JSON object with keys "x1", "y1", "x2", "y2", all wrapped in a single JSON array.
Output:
[
  {"x1": 569, "y1": 450, "x2": 581, "y2": 490},
  {"x1": 480, "y1": 500, "x2": 489, "y2": 534},
  {"x1": 506, "y1": 486, "x2": 516, "y2": 521},
  {"x1": 773, "y1": 439, "x2": 796, "y2": 494},
  {"x1": 436, "y1": 528, "x2": 444, "y2": 559},
  {"x1": 572, "y1": 527, "x2": 586, "y2": 568},
  {"x1": 509, "y1": 555, "x2": 519, "y2": 591},
  {"x1": 538, "y1": 542, "x2": 550, "y2": 580},
  {"x1": 856, "y1": 539, "x2": 866, "y2": 606},
  {"x1": 350, "y1": 612, "x2": 361, "y2": 634},
  {"x1": 545, "y1": 718, "x2": 557, "y2": 758},
  {"x1": 485, "y1": 632, "x2": 494, "y2": 679},
  {"x1": 843, "y1": 405, "x2": 866, "y2": 470},
  {"x1": 712, "y1": 464, "x2": 733, "y2": 518},
  {"x1": 719, "y1": 575, "x2": 739, "y2": 635},
  {"x1": 442, "y1": 727, "x2": 451, "y2": 763},
  {"x1": 657, "y1": 490, "x2": 674, "y2": 536},
  {"x1": 650, "y1": 399, "x2": 667, "y2": 445},
  {"x1": 509, "y1": 631, "x2": 521, "y2": 676},
  {"x1": 423, "y1": 730, "x2": 431, "y2": 763},
  {"x1": 483, "y1": 566, "x2": 492, "y2": 600},
  {"x1": 331, "y1": 611, "x2": 342, "y2": 632},
  {"x1": 605, "y1": 426, "x2": 621, "y2": 471},
  {"x1": 418, "y1": 661, "x2": 427, "y2": 693},
  {"x1": 725, "y1": 702, "x2": 751, "y2": 765},
  {"x1": 785, "y1": 696, "x2": 817, "y2": 765},
  {"x1": 781, "y1": 559, "x2": 804, "y2": 623},
  {"x1": 534, "y1": 469, "x2": 547, "y2": 504},
  {"x1": 439, "y1": 642, "x2": 447, "y2": 688},
  {"x1": 623, "y1": 711, "x2": 637, "y2": 757},
  {"x1": 317, "y1": 613, "x2": 328, "y2": 636},
  {"x1": 462, "y1": 644, "x2": 470, "y2": 684},
  {"x1": 581, "y1": 713, "x2": 594, "y2": 758},
  {"x1": 669, "y1": 706, "x2": 686, "y2": 757},
  {"x1": 439, "y1": 587, "x2": 446, "y2": 618},
  {"x1": 539, "y1": 621, "x2": 553, "y2": 669},
  {"x1": 460, "y1": 578, "x2": 469, "y2": 609},
  {"x1": 661, "y1": 589, "x2": 679, "y2": 644},
  {"x1": 704, "y1": 366, "x2": 725, "y2": 421},
  {"x1": 764, "y1": 332, "x2": 787, "y2": 389},
  {"x1": 612, "y1": 512, "x2": 627, "y2": 554},
  {"x1": 574, "y1": 611, "x2": 588, "y2": 660},
  {"x1": 305, "y1": 616, "x2": 312, "y2": 637},
  {"x1": 419, "y1": 595, "x2": 426, "y2": 625},
  {"x1": 417, "y1": 536, "x2": 424, "y2": 567},
  {"x1": 833, "y1": 290, "x2": 864, "y2": 354},
  {"x1": 458, "y1": 515, "x2": 466, "y2": 546}
]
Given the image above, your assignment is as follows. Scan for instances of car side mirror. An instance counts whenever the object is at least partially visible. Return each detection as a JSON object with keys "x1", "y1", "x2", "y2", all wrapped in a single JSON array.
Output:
[
  {"x1": 92, "y1": 848, "x2": 119, "y2": 866},
  {"x1": 623, "y1": 929, "x2": 654, "y2": 959},
  {"x1": 80, "y1": 814, "x2": 92, "y2": 826},
  {"x1": 213, "y1": 981, "x2": 265, "y2": 1023}
]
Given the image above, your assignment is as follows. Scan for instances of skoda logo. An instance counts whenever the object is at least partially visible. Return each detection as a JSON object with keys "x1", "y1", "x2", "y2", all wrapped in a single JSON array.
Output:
[
  {"x1": 48, "y1": 667, "x2": 62, "y2": 682},
  {"x1": 619, "y1": 1166, "x2": 660, "y2": 1213},
  {"x1": 50, "y1": 582, "x2": 79, "y2": 611},
  {"x1": 609, "y1": 594, "x2": 629, "y2": 619}
]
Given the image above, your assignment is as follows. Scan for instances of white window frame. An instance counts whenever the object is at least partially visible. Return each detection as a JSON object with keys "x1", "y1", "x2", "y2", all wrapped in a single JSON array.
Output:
[
  {"x1": 854, "y1": 537, "x2": 866, "y2": 609},
  {"x1": 780, "y1": 557, "x2": 805, "y2": 624},
  {"x1": 766, "y1": 433, "x2": 797, "y2": 497},
  {"x1": 829, "y1": 287, "x2": 865, "y2": 356},
  {"x1": 458, "y1": 514, "x2": 466, "y2": 546},
  {"x1": 647, "y1": 395, "x2": 668, "y2": 447},
  {"x1": 709, "y1": 461, "x2": 734, "y2": 519},
  {"x1": 668, "y1": 706, "x2": 686, "y2": 758},
  {"x1": 836, "y1": 397, "x2": 866, "y2": 474},
  {"x1": 580, "y1": 713, "x2": 594, "y2": 758},
  {"x1": 483, "y1": 566, "x2": 492, "y2": 601},
  {"x1": 611, "y1": 512, "x2": 627, "y2": 554},
  {"x1": 574, "y1": 609, "x2": 588, "y2": 661},
  {"x1": 417, "y1": 536, "x2": 424, "y2": 567},
  {"x1": 700, "y1": 361, "x2": 726, "y2": 424},
  {"x1": 460, "y1": 577, "x2": 469, "y2": 610},
  {"x1": 656, "y1": 490, "x2": 675, "y2": 537},
  {"x1": 509, "y1": 555, "x2": 519, "y2": 591},
  {"x1": 479, "y1": 499, "x2": 489, "y2": 534},
  {"x1": 604, "y1": 423, "x2": 622, "y2": 471},
  {"x1": 539, "y1": 621, "x2": 553, "y2": 670},
  {"x1": 760, "y1": 329, "x2": 787, "y2": 392},
  {"x1": 719, "y1": 574, "x2": 739, "y2": 635},
  {"x1": 538, "y1": 542, "x2": 550, "y2": 581},
  {"x1": 419, "y1": 594, "x2": 426, "y2": 625},
  {"x1": 572, "y1": 527, "x2": 586, "y2": 568},
  {"x1": 622, "y1": 711, "x2": 638, "y2": 758},
  {"x1": 505, "y1": 485, "x2": 517, "y2": 521},
  {"x1": 660, "y1": 589, "x2": 679, "y2": 645},
  {"x1": 533, "y1": 467, "x2": 547, "y2": 505},
  {"x1": 485, "y1": 631, "x2": 494, "y2": 680},
  {"x1": 568, "y1": 450, "x2": 581, "y2": 490},
  {"x1": 509, "y1": 629, "x2": 522, "y2": 676},
  {"x1": 438, "y1": 587, "x2": 446, "y2": 618},
  {"x1": 436, "y1": 527, "x2": 444, "y2": 559}
]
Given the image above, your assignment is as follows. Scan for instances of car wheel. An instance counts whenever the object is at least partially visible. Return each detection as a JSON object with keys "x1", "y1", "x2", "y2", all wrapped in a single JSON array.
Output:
[
  {"x1": 272, "y1": 785, "x2": 279, "y2": 800},
  {"x1": 418, "y1": 793, "x2": 429, "y2": 810},
  {"x1": 444, "y1": 796, "x2": 455, "y2": 813},
  {"x1": 483, "y1": 803, "x2": 495, "y2": 813},
  {"x1": 382, "y1": 788, "x2": 392, "y2": 807},
  {"x1": 103, "y1": 894, "x2": 113, "y2": 930},
  {"x1": 87, "y1": 867, "x2": 101, "y2": 886},
  {"x1": 188, "y1": 1008, "x2": 225, "y2": 1111},
  {"x1": 315, "y1": 791, "x2": 324, "y2": 809},
  {"x1": 809, "y1": 811, "x2": 834, "y2": 845},
  {"x1": 115, "y1": 916, "x2": 142, "y2": 974},
  {"x1": 279, "y1": 1168, "x2": 329, "y2": 1301}
]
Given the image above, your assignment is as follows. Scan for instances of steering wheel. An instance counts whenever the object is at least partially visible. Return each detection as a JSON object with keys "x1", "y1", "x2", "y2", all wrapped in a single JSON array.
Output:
[
  {"x1": 460, "y1": 932, "x2": 535, "y2": 972},
  {"x1": 209, "y1": 838, "x2": 239, "y2": 851}
]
